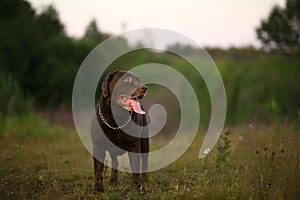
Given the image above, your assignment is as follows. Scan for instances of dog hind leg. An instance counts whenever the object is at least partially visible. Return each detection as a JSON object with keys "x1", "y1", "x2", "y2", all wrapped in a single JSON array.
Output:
[
  {"x1": 93, "y1": 149, "x2": 106, "y2": 192},
  {"x1": 110, "y1": 152, "x2": 118, "y2": 185}
]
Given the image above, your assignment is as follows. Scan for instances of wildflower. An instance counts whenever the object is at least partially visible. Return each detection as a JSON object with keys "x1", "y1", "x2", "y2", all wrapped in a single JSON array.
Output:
[
  {"x1": 281, "y1": 149, "x2": 285, "y2": 154},
  {"x1": 264, "y1": 147, "x2": 268, "y2": 151},
  {"x1": 174, "y1": 184, "x2": 179, "y2": 191},
  {"x1": 204, "y1": 180, "x2": 211, "y2": 186},
  {"x1": 272, "y1": 152, "x2": 276, "y2": 157},
  {"x1": 256, "y1": 149, "x2": 259, "y2": 154}
]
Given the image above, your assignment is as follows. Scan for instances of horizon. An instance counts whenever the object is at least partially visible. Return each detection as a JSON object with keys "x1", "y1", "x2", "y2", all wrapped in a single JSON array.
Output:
[{"x1": 28, "y1": 0, "x2": 286, "y2": 49}]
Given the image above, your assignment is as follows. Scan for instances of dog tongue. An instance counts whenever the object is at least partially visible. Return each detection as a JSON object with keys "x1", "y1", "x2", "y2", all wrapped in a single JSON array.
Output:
[{"x1": 129, "y1": 99, "x2": 145, "y2": 114}]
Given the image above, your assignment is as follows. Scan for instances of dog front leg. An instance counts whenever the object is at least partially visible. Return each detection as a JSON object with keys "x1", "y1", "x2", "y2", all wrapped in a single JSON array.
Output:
[
  {"x1": 141, "y1": 154, "x2": 148, "y2": 183},
  {"x1": 93, "y1": 150, "x2": 106, "y2": 192},
  {"x1": 141, "y1": 124, "x2": 149, "y2": 183},
  {"x1": 128, "y1": 152, "x2": 141, "y2": 189},
  {"x1": 141, "y1": 138, "x2": 149, "y2": 183}
]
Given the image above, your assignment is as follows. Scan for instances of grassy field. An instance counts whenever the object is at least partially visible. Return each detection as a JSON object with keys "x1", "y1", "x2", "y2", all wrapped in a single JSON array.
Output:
[{"x1": 0, "y1": 114, "x2": 299, "y2": 199}]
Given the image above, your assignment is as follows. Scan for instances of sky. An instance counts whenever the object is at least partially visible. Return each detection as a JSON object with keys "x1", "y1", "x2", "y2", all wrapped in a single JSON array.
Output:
[{"x1": 28, "y1": 0, "x2": 286, "y2": 48}]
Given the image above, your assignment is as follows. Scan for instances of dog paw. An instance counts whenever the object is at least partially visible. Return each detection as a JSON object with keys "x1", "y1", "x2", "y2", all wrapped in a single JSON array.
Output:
[
  {"x1": 110, "y1": 178, "x2": 118, "y2": 185},
  {"x1": 141, "y1": 173, "x2": 148, "y2": 183},
  {"x1": 94, "y1": 183, "x2": 104, "y2": 193}
]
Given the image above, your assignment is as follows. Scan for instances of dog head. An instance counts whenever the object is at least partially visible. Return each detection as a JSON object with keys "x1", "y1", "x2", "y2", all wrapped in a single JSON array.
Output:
[{"x1": 101, "y1": 70, "x2": 147, "y2": 114}]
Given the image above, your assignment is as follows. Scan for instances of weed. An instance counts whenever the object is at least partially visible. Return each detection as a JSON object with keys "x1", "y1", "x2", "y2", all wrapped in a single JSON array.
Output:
[{"x1": 216, "y1": 130, "x2": 232, "y2": 170}]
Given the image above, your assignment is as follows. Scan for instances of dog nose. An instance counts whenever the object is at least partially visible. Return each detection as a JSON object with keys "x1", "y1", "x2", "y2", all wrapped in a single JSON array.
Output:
[{"x1": 140, "y1": 85, "x2": 147, "y2": 92}]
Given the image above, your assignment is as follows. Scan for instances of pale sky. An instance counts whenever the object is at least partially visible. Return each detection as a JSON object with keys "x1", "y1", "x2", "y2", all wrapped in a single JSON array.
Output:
[{"x1": 28, "y1": 0, "x2": 286, "y2": 48}]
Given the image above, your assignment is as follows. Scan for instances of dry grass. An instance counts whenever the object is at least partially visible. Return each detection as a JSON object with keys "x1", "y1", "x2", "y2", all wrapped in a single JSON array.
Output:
[{"x1": 0, "y1": 115, "x2": 299, "y2": 199}]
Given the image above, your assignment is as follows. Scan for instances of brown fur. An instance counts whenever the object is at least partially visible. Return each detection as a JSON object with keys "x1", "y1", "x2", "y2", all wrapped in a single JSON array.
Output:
[{"x1": 91, "y1": 70, "x2": 149, "y2": 192}]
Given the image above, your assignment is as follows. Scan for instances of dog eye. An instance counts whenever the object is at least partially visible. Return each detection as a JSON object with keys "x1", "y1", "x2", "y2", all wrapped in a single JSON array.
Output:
[{"x1": 124, "y1": 77, "x2": 132, "y2": 83}]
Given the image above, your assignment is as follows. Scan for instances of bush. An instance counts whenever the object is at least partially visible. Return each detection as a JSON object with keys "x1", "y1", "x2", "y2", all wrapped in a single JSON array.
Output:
[{"x1": 0, "y1": 70, "x2": 32, "y2": 119}]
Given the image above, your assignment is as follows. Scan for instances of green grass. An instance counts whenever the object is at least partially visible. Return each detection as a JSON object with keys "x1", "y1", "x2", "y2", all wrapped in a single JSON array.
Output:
[{"x1": 0, "y1": 115, "x2": 299, "y2": 199}]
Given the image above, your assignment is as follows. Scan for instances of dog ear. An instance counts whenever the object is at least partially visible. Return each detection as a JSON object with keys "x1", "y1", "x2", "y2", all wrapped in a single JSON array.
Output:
[{"x1": 102, "y1": 70, "x2": 119, "y2": 98}]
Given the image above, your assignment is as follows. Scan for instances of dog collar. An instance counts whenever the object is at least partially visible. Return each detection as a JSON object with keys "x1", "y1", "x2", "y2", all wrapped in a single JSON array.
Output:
[{"x1": 98, "y1": 105, "x2": 133, "y2": 130}]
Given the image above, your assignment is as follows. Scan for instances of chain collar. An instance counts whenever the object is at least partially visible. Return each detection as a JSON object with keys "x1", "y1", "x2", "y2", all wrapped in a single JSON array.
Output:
[{"x1": 98, "y1": 105, "x2": 133, "y2": 130}]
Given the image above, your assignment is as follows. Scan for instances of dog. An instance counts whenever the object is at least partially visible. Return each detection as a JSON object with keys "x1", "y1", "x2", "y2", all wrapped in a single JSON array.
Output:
[{"x1": 90, "y1": 70, "x2": 149, "y2": 193}]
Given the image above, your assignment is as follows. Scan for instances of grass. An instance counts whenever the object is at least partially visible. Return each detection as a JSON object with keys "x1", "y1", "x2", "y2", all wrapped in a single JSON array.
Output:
[{"x1": 0, "y1": 115, "x2": 299, "y2": 199}]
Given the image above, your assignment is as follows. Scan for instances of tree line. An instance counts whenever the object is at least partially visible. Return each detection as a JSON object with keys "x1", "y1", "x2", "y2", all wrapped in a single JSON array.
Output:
[
  {"x1": 0, "y1": 0, "x2": 112, "y2": 108},
  {"x1": 1, "y1": 0, "x2": 299, "y2": 125}
]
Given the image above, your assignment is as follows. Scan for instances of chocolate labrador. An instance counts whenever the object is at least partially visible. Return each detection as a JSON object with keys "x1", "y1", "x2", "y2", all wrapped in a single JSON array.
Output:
[{"x1": 90, "y1": 70, "x2": 149, "y2": 192}]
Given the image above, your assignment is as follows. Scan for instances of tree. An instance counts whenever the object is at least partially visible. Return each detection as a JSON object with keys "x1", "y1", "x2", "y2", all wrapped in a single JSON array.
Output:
[
  {"x1": 0, "y1": 1, "x2": 115, "y2": 107},
  {"x1": 35, "y1": 5, "x2": 64, "y2": 38},
  {"x1": 83, "y1": 19, "x2": 110, "y2": 43},
  {"x1": 256, "y1": 0, "x2": 300, "y2": 54},
  {"x1": 0, "y1": 1, "x2": 73, "y2": 106},
  {"x1": 0, "y1": 0, "x2": 37, "y2": 85}
]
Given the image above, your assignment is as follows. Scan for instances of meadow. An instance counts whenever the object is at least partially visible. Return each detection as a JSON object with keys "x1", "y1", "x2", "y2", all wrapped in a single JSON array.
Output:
[
  {"x1": 1, "y1": 114, "x2": 299, "y2": 199},
  {"x1": 1, "y1": 1, "x2": 300, "y2": 199},
  {"x1": 1, "y1": 47, "x2": 299, "y2": 200}
]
